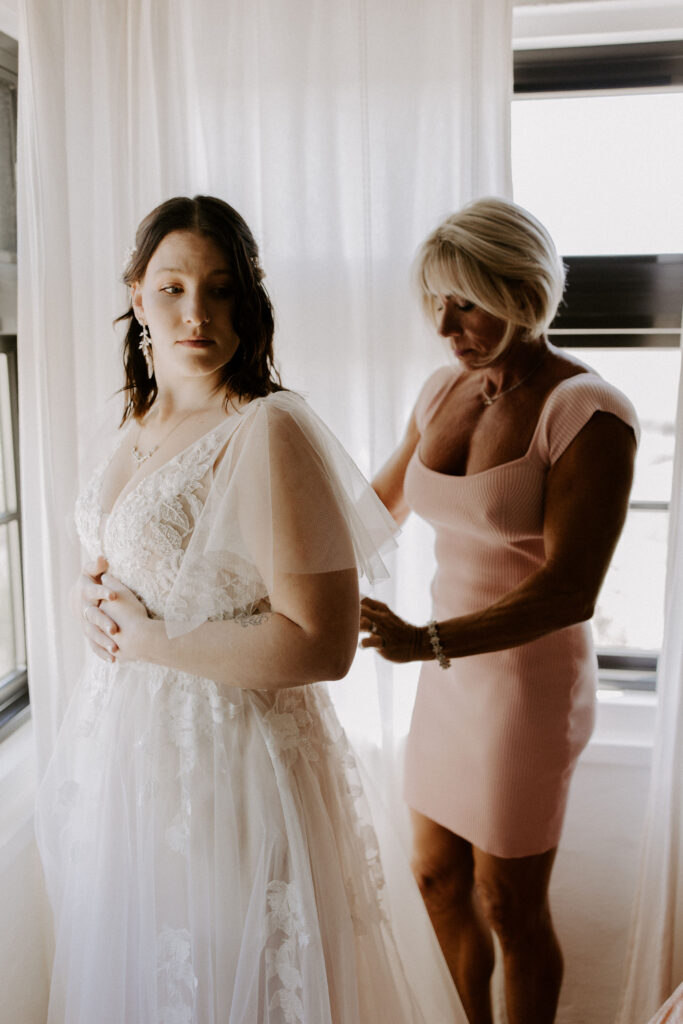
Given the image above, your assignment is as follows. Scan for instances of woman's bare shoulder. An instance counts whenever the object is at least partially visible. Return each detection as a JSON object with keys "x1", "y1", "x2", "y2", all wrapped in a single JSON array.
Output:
[{"x1": 543, "y1": 344, "x2": 595, "y2": 385}]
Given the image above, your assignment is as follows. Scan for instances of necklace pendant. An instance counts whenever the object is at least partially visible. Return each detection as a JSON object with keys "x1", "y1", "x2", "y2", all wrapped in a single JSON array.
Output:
[
  {"x1": 131, "y1": 444, "x2": 157, "y2": 468},
  {"x1": 480, "y1": 344, "x2": 549, "y2": 408},
  {"x1": 130, "y1": 408, "x2": 200, "y2": 471}
]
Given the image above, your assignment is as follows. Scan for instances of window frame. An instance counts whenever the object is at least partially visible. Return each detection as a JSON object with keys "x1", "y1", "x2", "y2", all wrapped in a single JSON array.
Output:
[
  {"x1": 514, "y1": 39, "x2": 683, "y2": 94},
  {"x1": 550, "y1": 255, "x2": 681, "y2": 690},
  {"x1": 512, "y1": 41, "x2": 683, "y2": 692},
  {"x1": 0, "y1": 333, "x2": 28, "y2": 740},
  {"x1": 0, "y1": 29, "x2": 26, "y2": 742}
]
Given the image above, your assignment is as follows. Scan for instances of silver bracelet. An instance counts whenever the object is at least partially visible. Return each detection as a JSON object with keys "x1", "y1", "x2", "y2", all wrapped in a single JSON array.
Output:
[{"x1": 427, "y1": 620, "x2": 451, "y2": 670}]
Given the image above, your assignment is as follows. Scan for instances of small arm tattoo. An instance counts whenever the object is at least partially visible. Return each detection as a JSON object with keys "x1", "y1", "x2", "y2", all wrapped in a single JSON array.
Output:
[{"x1": 236, "y1": 611, "x2": 272, "y2": 628}]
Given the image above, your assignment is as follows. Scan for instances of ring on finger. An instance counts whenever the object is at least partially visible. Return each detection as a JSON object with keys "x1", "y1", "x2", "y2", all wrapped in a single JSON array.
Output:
[{"x1": 370, "y1": 622, "x2": 378, "y2": 634}]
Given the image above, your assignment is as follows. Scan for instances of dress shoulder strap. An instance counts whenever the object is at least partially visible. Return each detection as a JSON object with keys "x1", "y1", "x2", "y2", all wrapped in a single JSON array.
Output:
[{"x1": 534, "y1": 372, "x2": 640, "y2": 466}]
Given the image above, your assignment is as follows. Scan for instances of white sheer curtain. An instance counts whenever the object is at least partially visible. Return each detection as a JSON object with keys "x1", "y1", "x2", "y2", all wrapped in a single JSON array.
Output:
[
  {"x1": 17, "y1": 0, "x2": 512, "y2": 776},
  {"x1": 616, "y1": 331, "x2": 683, "y2": 1023}
]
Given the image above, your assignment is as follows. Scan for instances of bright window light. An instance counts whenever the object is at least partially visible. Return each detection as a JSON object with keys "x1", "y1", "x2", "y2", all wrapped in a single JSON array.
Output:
[
  {"x1": 512, "y1": 92, "x2": 683, "y2": 256},
  {"x1": 512, "y1": 87, "x2": 683, "y2": 673}
]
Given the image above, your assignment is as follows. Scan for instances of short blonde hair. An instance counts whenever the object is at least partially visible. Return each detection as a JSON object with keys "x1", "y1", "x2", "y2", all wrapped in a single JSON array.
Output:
[{"x1": 415, "y1": 197, "x2": 565, "y2": 364}]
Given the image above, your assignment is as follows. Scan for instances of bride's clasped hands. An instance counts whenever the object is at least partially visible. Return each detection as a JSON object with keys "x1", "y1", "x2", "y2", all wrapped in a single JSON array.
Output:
[
  {"x1": 76, "y1": 556, "x2": 119, "y2": 663},
  {"x1": 77, "y1": 557, "x2": 148, "y2": 665}
]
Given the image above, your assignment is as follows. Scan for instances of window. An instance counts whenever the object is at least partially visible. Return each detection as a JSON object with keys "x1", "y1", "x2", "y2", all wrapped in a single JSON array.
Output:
[
  {"x1": 0, "y1": 30, "x2": 25, "y2": 739},
  {"x1": 512, "y1": 39, "x2": 683, "y2": 691},
  {"x1": 0, "y1": 335, "x2": 27, "y2": 738}
]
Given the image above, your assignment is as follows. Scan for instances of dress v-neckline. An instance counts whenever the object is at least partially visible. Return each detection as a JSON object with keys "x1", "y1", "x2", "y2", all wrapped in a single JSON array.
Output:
[{"x1": 100, "y1": 415, "x2": 243, "y2": 520}]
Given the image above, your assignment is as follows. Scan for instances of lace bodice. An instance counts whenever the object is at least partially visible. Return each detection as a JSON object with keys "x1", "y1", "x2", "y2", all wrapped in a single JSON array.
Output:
[{"x1": 74, "y1": 425, "x2": 261, "y2": 621}]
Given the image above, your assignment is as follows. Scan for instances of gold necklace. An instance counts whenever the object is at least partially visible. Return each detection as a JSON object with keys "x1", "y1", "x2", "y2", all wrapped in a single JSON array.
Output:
[
  {"x1": 131, "y1": 410, "x2": 200, "y2": 469},
  {"x1": 480, "y1": 347, "x2": 548, "y2": 407}
]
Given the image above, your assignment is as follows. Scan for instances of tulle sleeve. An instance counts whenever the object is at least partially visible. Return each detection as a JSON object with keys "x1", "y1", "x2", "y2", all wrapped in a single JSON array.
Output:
[{"x1": 164, "y1": 392, "x2": 398, "y2": 637}]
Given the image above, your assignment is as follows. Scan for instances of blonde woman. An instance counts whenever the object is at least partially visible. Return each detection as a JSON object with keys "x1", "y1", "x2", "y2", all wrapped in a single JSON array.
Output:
[{"x1": 360, "y1": 197, "x2": 639, "y2": 1024}]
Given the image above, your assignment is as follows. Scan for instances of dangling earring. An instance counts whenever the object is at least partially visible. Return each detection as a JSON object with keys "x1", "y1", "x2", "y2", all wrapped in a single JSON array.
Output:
[{"x1": 139, "y1": 323, "x2": 154, "y2": 379}]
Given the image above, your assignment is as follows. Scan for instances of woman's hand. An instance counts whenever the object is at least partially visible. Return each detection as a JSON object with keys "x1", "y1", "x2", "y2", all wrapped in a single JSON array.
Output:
[
  {"x1": 100, "y1": 573, "x2": 151, "y2": 664},
  {"x1": 359, "y1": 597, "x2": 425, "y2": 663},
  {"x1": 76, "y1": 556, "x2": 119, "y2": 662}
]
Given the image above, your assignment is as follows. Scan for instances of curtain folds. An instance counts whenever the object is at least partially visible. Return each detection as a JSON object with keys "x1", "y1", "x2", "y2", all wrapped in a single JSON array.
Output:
[
  {"x1": 616, "y1": 330, "x2": 683, "y2": 1023},
  {"x1": 18, "y1": 0, "x2": 512, "y2": 774}
]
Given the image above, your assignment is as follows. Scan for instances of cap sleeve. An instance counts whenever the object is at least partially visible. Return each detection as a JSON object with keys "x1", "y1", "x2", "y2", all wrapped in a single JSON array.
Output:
[
  {"x1": 414, "y1": 365, "x2": 460, "y2": 433},
  {"x1": 536, "y1": 373, "x2": 640, "y2": 466}
]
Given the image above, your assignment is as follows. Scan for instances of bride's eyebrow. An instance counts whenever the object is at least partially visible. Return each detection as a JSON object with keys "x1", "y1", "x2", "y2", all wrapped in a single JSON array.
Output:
[{"x1": 154, "y1": 266, "x2": 232, "y2": 276}]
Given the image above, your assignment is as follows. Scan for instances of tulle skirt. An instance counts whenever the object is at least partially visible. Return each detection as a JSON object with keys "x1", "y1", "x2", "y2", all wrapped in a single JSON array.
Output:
[{"x1": 36, "y1": 653, "x2": 463, "y2": 1023}]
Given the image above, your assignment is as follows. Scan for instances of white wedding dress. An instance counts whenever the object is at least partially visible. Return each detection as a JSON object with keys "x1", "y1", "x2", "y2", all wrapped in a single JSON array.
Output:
[{"x1": 35, "y1": 392, "x2": 464, "y2": 1024}]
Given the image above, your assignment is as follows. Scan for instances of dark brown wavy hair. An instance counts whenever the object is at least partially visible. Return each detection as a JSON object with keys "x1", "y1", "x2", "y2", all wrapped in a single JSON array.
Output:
[{"x1": 117, "y1": 195, "x2": 283, "y2": 424}]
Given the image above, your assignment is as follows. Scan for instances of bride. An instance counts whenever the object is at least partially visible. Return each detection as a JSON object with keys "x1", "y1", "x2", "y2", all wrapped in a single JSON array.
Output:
[{"x1": 35, "y1": 195, "x2": 463, "y2": 1024}]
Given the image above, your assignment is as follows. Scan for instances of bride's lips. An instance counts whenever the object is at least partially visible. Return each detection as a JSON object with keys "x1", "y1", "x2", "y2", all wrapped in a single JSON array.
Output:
[{"x1": 177, "y1": 337, "x2": 214, "y2": 347}]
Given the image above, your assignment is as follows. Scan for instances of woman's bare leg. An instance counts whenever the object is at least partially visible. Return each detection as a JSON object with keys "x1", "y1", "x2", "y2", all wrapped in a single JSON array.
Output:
[
  {"x1": 473, "y1": 846, "x2": 563, "y2": 1024},
  {"x1": 410, "y1": 810, "x2": 495, "y2": 1024}
]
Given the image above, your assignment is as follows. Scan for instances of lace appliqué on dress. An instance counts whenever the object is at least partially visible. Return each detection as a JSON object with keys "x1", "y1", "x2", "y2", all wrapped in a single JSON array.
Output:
[
  {"x1": 143, "y1": 665, "x2": 242, "y2": 856},
  {"x1": 75, "y1": 658, "x2": 115, "y2": 738},
  {"x1": 156, "y1": 926, "x2": 198, "y2": 1024},
  {"x1": 263, "y1": 691, "x2": 321, "y2": 769},
  {"x1": 73, "y1": 430, "x2": 253, "y2": 862},
  {"x1": 75, "y1": 427, "x2": 258, "y2": 625},
  {"x1": 164, "y1": 671, "x2": 237, "y2": 776},
  {"x1": 317, "y1": 689, "x2": 390, "y2": 937},
  {"x1": 266, "y1": 881, "x2": 310, "y2": 1024},
  {"x1": 103, "y1": 435, "x2": 228, "y2": 619}
]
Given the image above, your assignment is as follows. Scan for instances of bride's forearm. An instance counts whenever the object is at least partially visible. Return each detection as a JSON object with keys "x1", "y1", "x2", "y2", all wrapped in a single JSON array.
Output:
[{"x1": 142, "y1": 611, "x2": 354, "y2": 690}]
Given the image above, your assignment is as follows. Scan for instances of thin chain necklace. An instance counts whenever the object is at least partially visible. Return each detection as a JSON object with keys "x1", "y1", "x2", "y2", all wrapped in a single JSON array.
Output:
[
  {"x1": 131, "y1": 410, "x2": 200, "y2": 469},
  {"x1": 480, "y1": 346, "x2": 548, "y2": 407}
]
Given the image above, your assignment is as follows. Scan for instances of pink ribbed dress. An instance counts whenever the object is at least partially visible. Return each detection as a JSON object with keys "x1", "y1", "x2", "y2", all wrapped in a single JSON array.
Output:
[{"x1": 403, "y1": 366, "x2": 639, "y2": 858}]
